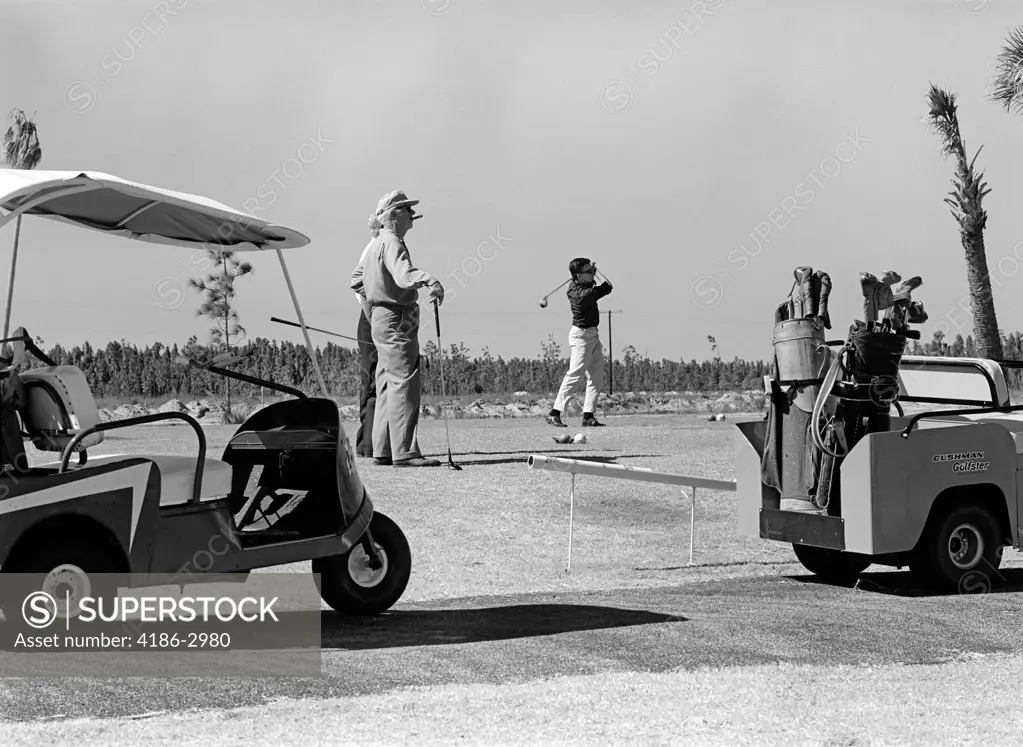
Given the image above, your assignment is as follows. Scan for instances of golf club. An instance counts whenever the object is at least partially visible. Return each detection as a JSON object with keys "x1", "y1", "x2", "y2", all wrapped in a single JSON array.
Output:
[
  {"x1": 270, "y1": 316, "x2": 375, "y2": 348},
  {"x1": 539, "y1": 278, "x2": 571, "y2": 308},
  {"x1": 432, "y1": 301, "x2": 462, "y2": 470},
  {"x1": 538, "y1": 265, "x2": 614, "y2": 309}
]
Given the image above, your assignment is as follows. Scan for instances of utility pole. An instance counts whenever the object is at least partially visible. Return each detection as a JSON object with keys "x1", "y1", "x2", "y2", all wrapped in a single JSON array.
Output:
[{"x1": 605, "y1": 309, "x2": 622, "y2": 395}]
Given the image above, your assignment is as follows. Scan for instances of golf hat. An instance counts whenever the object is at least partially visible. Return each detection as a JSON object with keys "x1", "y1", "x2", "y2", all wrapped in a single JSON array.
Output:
[{"x1": 375, "y1": 190, "x2": 420, "y2": 218}]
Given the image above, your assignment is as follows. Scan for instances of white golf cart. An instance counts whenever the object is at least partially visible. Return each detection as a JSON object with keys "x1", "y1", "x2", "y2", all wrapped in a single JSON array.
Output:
[
  {"x1": 0, "y1": 169, "x2": 410, "y2": 616},
  {"x1": 738, "y1": 332, "x2": 1023, "y2": 591}
]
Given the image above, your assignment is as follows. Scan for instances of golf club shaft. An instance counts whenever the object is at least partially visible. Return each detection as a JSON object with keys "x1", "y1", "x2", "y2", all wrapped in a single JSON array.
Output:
[
  {"x1": 433, "y1": 302, "x2": 457, "y2": 464},
  {"x1": 541, "y1": 277, "x2": 571, "y2": 304},
  {"x1": 270, "y1": 316, "x2": 374, "y2": 348}
]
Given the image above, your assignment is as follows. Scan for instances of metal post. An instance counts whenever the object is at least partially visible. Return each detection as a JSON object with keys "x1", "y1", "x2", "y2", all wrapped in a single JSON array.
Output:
[
  {"x1": 689, "y1": 487, "x2": 697, "y2": 565},
  {"x1": 567, "y1": 472, "x2": 576, "y2": 573},
  {"x1": 606, "y1": 310, "x2": 622, "y2": 396},
  {"x1": 275, "y1": 248, "x2": 330, "y2": 400}
]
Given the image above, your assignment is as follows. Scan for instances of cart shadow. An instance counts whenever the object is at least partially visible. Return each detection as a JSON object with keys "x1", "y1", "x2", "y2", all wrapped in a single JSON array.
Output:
[
  {"x1": 786, "y1": 567, "x2": 1023, "y2": 597},
  {"x1": 317, "y1": 603, "x2": 687, "y2": 650},
  {"x1": 445, "y1": 448, "x2": 624, "y2": 457},
  {"x1": 416, "y1": 454, "x2": 666, "y2": 467}
]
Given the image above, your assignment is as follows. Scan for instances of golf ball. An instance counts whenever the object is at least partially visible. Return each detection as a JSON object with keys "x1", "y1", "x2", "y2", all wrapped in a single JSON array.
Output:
[{"x1": 573, "y1": 433, "x2": 587, "y2": 444}]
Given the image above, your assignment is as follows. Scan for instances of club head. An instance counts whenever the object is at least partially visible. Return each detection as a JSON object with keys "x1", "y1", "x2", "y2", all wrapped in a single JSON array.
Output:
[
  {"x1": 539, "y1": 298, "x2": 548, "y2": 308},
  {"x1": 896, "y1": 276, "x2": 923, "y2": 294},
  {"x1": 879, "y1": 270, "x2": 901, "y2": 287}
]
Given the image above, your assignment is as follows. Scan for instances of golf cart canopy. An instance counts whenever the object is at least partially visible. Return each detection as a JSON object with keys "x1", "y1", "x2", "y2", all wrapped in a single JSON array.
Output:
[
  {"x1": 0, "y1": 166, "x2": 334, "y2": 409},
  {"x1": 0, "y1": 169, "x2": 309, "y2": 251}
]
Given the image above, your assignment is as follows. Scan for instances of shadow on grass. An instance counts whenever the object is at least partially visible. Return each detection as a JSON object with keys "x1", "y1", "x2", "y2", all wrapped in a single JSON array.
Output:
[
  {"x1": 320, "y1": 603, "x2": 686, "y2": 650},
  {"x1": 786, "y1": 567, "x2": 1023, "y2": 597},
  {"x1": 636, "y1": 559, "x2": 800, "y2": 572},
  {"x1": 444, "y1": 448, "x2": 625, "y2": 457},
  {"x1": 418, "y1": 453, "x2": 666, "y2": 467}
]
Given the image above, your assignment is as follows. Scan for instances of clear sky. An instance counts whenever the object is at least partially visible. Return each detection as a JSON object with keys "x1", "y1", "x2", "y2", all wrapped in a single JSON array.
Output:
[{"x1": 2, "y1": 0, "x2": 1023, "y2": 363}]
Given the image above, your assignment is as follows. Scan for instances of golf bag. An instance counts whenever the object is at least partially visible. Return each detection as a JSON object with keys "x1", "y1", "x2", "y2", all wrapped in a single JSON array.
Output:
[
  {"x1": 761, "y1": 317, "x2": 830, "y2": 513},
  {"x1": 803, "y1": 322, "x2": 909, "y2": 515},
  {"x1": 763, "y1": 319, "x2": 909, "y2": 514}
]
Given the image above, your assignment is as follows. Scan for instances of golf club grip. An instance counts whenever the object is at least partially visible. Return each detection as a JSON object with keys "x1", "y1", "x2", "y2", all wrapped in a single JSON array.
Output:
[
  {"x1": 270, "y1": 316, "x2": 298, "y2": 328},
  {"x1": 433, "y1": 302, "x2": 440, "y2": 337}
]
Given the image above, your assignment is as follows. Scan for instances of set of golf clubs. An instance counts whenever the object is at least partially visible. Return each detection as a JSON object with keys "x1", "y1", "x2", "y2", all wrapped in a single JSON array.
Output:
[
  {"x1": 859, "y1": 271, "x2": 927, "y2": 334},
  {"x1": 270, "y1": 305, "x2": 462, "y2": 470},
  {"x1": 538, "y1": 267, "x2": 613, "y2": 309}
]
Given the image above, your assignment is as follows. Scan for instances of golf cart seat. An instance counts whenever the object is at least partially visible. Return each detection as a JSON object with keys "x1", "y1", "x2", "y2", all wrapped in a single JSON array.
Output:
[
  {"x1": 18, "y1": 365, "x2": 104, "y2": 454},
  {"x1": 74, "y1": 454, "x2": 234, "y2": 507}
]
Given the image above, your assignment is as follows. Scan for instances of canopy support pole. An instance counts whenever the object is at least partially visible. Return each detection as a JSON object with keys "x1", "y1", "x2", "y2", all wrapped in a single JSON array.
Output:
[
  {"x1": 1, "y1": 182, "x2": 104, "y2": 342},
  {"x1": 275, "y1": 247, "x2": 330, "y2": 400}
]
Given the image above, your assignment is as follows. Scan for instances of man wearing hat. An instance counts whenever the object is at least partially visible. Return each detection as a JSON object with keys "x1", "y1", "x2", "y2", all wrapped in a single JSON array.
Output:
[{"x1": 351, "y1": 190, "x2": 444, "y2": 467}]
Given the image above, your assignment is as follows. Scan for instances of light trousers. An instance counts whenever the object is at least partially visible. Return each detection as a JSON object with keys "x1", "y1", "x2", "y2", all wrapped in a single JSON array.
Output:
[
  {"x1": 369, "y1": 304, "x2": 422, "y2": 462},
  {"x1": 554, "y1": 325, "x2": 604, "y2": 414}
]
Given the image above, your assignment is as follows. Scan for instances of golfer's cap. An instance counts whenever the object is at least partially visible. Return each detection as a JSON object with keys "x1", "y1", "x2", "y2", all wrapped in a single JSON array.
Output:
[{"x1": 375, "y1": 190, "x2": 420, "y2": 217}]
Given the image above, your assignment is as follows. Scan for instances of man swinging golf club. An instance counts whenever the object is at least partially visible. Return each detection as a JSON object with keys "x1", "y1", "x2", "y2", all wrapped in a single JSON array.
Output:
[
  {"x1": 352, "y1": 190, "x2": 444, "y2": 467},
  {"x1": 547, "y1": 258, "x2": 613, "y2": 428}
]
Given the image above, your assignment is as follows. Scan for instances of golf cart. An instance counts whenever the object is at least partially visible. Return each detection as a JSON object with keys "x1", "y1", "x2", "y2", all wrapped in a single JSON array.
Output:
[
  {"x1": 0, "y1": 169, "x2": 410, "y2": 616},
  {"x1": 736, "y1": 267, "x2": 1023, "y2": 590}
]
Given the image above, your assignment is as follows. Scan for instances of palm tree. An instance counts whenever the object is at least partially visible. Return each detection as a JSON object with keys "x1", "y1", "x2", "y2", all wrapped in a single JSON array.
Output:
[
  {"x1": 989, "y1": 26, "x2": 1023, "y2": 116},
  {"x1": 1, "y1": 109, "x2": 43, "y2": 348},
  {"x1": 924, "y1": 84, "x2": 1003, "y2": 360}
]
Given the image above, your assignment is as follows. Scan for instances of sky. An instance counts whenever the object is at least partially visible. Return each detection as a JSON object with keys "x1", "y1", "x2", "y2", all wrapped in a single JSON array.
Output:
[{"x1": 2, "y1": 0, "x2": 1023, "y2": 363}]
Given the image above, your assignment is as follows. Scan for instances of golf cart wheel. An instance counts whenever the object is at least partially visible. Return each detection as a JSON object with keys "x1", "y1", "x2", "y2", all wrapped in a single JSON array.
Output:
[
  {"x1": 792, "y1": 543, "x2": 871, "y2": 585},
  {"x1": 312, "y1": 512, "x2": 411, "y2": 616},
  {"x1": 911, "y1": 504, "x2": 1003, "y2": 591},
  {"x1": 2, "y1": 537, "x2": 121, "y2": 620}
]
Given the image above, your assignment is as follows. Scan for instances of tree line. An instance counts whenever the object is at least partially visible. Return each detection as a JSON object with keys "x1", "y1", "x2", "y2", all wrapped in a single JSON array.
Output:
[
  {"x1": 14, "y1": 328, "x2": 1023, "y2": 402},
  {"x1": 16, "y1": 333, "x2": 771, "y2": 401}
]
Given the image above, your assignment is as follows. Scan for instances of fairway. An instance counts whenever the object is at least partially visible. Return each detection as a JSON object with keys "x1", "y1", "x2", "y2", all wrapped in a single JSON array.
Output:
[{"x1": 23, "y1": 411, "x2": 772, "y2": 602}]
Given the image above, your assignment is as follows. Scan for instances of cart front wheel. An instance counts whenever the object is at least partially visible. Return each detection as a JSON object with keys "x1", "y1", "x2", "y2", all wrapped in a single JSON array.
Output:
[
  {"x1": 792, "y1": 543, "x2": 871, "y2": 585},
  {"x1": 313, "y1": 512, "x2": 411, "y2": 616}
]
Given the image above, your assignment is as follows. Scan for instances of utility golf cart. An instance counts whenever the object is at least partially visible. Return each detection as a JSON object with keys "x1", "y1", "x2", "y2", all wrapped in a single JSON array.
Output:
[
  {"x1": 736, "y1": 267, "x2": 1023, "y2": 591},
  {"x1": 0, "y1": 169, "x2": 410, "y2": 616}
]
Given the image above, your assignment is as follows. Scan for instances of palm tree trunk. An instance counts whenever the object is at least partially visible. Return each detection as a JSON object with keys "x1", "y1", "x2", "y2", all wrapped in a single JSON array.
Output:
[
  {"x1": 962, "y1": 228, "x2": 1004, "y2": 359},
  {"x1": 2, "y1": 214, "x2": 22, "y2": 343}
]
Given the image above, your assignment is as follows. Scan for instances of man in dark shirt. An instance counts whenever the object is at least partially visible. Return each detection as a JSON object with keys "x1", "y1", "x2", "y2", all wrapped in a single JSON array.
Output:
[{"x1": 547, "y1": 257, "x2": 613, "y2": 428}]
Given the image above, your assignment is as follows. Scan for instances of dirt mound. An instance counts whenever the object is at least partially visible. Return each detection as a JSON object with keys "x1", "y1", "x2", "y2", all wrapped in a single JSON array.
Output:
[
  {"x1": 158, "y1": 399, "x2": 188, "y2": 413},
  {"x1": 412, "y1": 390, "x2": 768, "y2": 420},
  {"x1": 99, "y1": 389, "x2": 769, "y2": 425}
]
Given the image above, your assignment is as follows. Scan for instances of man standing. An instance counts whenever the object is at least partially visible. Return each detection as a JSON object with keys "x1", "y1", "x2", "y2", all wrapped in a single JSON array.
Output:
[
  {"x1": 352, "y1": 225, "x2": 379, "y2": 459},
  {"x1": 547, "y1": 257, "x2": 613, "y2": 428},
  {"x1": 352, "y1": 190, "x2": 444, "y2": 467}
]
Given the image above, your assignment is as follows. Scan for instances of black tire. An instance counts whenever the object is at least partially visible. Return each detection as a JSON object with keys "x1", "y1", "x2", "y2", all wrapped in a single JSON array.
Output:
[
  {"x1": 792, "y1": 543, "x2": 871, "y2": 585},
  {"x1": 911, "y1": 503, "x2": 1003, "y2": 591},
  {"x1": 312, "y1": 512, "x2": 411, "y2": 616},
  {"x1": 2, "y1": 536, "x2": 121, "y2": 621}
]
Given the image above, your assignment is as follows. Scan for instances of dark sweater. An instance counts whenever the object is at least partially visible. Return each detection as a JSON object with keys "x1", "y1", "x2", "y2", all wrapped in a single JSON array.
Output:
[{"x1": 567, "y1": 279, "x2": 613, "y2": 328}]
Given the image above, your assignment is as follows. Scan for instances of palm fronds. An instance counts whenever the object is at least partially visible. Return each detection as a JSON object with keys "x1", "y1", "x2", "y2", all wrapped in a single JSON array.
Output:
[
  {"x1": 990, "y1": 26, "x2": 1023, "y2": 116},
  {"x1": 925, "y1": 83, "x2": 990, "y2": 234},
  {"x1": 925, "y1": 84, "x2": 963, "y2": 162},
  {"x1": 2, "y1": 109, "x2": 42, "y2": 170}
]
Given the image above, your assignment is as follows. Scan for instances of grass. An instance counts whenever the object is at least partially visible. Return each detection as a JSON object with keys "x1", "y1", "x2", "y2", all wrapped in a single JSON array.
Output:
[
  {"x1": 26, "y1": 412, "x2": 762, "y2": 600},
  {"x1": 10, "y1": 412, "x2": 1023, "y2": 744}
]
